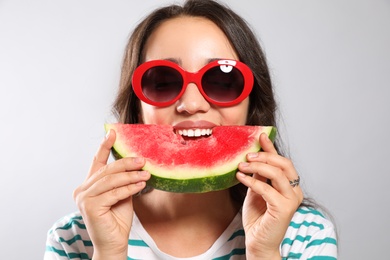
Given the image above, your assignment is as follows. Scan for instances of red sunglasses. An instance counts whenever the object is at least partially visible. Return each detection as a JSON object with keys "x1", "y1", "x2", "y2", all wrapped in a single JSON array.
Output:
[{"x1": 132, "y1": 59, "x2": 254, "y2": 107}]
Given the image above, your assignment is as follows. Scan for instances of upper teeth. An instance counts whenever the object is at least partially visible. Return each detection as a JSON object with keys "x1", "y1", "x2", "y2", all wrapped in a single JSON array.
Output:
[{"x1": 178, "y1": 129, "x2": 212, "y2": 137}]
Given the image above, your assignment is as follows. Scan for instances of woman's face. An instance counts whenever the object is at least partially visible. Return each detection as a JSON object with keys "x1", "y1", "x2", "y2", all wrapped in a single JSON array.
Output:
[{"x1": 140, "y1": 16, "x2": 249, "y2": 132}]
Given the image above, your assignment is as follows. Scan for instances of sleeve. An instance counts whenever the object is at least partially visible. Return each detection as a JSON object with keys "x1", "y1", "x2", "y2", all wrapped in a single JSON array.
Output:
[
  {"x1": 44, "y1": 213, "x2": 93, "y2": 260},
  {"x1": 280, "y1": 207, "x2": 338, "y2": 260},
  {"x1": 299, "y1": 225, "x2": 338, "y2": 259},
  {"x1": 44, "y1": 232, "x2": 69, "y2": 260}
]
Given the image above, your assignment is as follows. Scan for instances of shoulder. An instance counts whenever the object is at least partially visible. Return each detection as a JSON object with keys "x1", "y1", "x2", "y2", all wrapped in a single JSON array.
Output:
[
  {"x1": 44, "y1": 212, "x2": 93, "y2": 260},
  {"x1": 289, "y1": 206, "x2": 336, "y2": 231},
  {"x1": 46, "y1": 212, "x2": 89, "y2": 243},
  {"x1": 281, "y1": 206, "x2": 338, "y2": 259}
]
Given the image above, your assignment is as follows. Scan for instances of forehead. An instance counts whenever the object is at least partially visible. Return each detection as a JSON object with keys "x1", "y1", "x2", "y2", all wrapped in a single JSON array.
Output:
[{"x1": 143, "y1": 16, "x2": 238, "y2": 66}]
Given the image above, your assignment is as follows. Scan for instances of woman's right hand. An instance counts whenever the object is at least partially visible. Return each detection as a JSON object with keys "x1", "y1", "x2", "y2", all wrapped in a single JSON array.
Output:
[{"x1": 73, "y1": 129, "x2": 151, "y2": 259}]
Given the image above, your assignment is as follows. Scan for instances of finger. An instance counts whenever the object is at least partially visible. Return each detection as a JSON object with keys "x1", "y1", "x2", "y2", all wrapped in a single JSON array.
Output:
[
  {"x1": 87, "y1": 129, "x2": 117, "y2": 179},
  {"x1": 237, "y1": 171, "x2": 302, "y2": 229},
  {"x1": 77, "y1": 157, "x2": 146, "y2": 194},
  {"x1": 236, "y1": 171, "x2": 283, "y2": 205},
  {"x1": 246, "y1": 152, "x2": 299, "y2": 183},
  {"x1": 239, "y1": 158, "x2": 304, "y2": 204},
  {"x1": 88, "y1": 170, "x2": 150, "y2": 197},
  {"x1": 76, "y1": 180, "x2": 147, "y2": 215},
  {"x1": 97, "y1": 181, "x2": 147, "y2": 208},
  {"x1": 238, "y1": 161, "x2": 294, "y2": 197},
  {"x1": 259, "y1": 132, "x2": 278, "y2": 154}
]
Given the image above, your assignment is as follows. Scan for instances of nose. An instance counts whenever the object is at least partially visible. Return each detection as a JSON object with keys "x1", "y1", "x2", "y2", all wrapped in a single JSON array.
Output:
[{"x1": 176, "y1": 83, "x2": 210, "y2": 114}]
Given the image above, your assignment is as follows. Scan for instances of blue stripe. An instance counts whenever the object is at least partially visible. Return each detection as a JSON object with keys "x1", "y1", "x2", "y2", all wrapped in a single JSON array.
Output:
[
  {"x1": 55, "y1": 219, "x2": 86, "y2": 231},
  {"x1": 58, "y1": 234, "x2": 93, "y2": 247},
  {"x1": 282, "y1": 237, "x2": 337, "y2": 259},
  {"x1": 297, "y1": 207, "x2": 325, "y2": 218},
  {"x1": 227, "y1": 229, "x2": 245, "y2": 241},
  {"x1": 212, "y1": 248, "x2": 246, "y2": 259},
  {"x1": 289, "y1": 220, "x2": 325, "y2": 230},
  {"x1": 128, "y1": 239, "x2": 149, "y2": 247},
  {"x1": 307, "y1": 237, "x2": 337, "y2": 248},
  {"x1": 45, "y1": 246, "x2": 90, "y2": 259},
  {"x1": 282, "y1": 235, "x2": 312, "y2": 246},
  {"x1": 282, "y1": 235, "x2": 337, "y2": 248},
  {"x1": 282, "y1": 252, "x2": 302, "y2": 259}
]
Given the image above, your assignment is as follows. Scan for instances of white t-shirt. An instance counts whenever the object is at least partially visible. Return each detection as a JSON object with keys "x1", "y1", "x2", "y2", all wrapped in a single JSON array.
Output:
[{"x1": 44, "y1": 206, "x2": 337, "y2": 259}]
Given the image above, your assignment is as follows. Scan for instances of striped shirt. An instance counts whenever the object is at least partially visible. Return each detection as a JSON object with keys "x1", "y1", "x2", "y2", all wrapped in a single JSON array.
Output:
[{"x1": 44, "y1": 206, "x2": 337, "y2": 259}]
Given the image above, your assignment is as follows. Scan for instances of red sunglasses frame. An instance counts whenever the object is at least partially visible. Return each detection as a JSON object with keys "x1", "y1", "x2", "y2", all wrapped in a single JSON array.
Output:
[{"x1": 132, "y1": 59, "x2": 254, "y2": 107}]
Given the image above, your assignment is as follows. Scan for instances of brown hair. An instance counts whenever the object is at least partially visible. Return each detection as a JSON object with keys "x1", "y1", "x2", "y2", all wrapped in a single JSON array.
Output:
[{"x1": 113, "y1": 0, "x2": 279, "y2": 203}]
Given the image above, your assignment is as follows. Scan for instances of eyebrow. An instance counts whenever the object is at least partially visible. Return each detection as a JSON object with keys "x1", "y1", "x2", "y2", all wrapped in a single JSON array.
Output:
[
  {"x1": 207, "y1": 58, "x2": 222, "y2": 63},
  {"x1": 164, "y1": 58, "x2": 181, "y2": 64},
  {"x1": 162, "y1": 57, "x2": 225, "y2": 66}
]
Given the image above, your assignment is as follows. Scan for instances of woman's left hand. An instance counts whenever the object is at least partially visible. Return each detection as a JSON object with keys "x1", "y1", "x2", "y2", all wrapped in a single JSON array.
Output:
[{"x1": 236, "y1": 133, "x2": 304, "y2": 259}]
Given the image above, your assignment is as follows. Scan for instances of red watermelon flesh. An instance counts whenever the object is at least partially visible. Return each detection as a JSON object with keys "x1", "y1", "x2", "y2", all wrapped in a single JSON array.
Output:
[{"x1": 105, "y1": 124, "x2": 276, "y2": 193}]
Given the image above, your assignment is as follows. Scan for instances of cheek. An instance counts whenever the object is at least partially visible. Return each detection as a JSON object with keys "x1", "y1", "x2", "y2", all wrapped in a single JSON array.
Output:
[
  {"x1": 140, "y1": 103, "x2": 173, "y2": 124},
  {"x1": 219, "y1": 100, "x2": 249, "y2": 125}
]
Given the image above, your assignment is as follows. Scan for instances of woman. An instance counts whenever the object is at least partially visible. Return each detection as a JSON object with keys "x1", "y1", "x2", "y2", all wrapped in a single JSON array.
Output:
[{"x1": 45, "y1": 0, "x2": 337, "y2": 259}]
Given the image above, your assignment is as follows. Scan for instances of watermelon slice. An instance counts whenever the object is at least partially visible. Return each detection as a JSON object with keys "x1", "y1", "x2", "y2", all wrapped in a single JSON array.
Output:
[{"x1": 104, "y1": 124, "x2": 276, "y2": 193}]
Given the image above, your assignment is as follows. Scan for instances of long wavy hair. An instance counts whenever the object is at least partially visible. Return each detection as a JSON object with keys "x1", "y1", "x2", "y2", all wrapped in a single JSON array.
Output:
[{"x1": 113, "y1": 0, "x2": 290, "y2": 205}]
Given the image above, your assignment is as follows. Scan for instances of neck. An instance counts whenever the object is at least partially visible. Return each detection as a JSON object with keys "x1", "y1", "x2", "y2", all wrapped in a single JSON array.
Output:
[
  {"x1": 133, "y1": 189, "x2": 241, "y2": 257},
  {"x1": 134, "y1": 189, "x2": 239, "y2": 221}
]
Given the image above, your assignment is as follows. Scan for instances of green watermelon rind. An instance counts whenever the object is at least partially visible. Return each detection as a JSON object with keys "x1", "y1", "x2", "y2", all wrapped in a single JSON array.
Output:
[
  {"x1": 146, "y1": 168, "x2": 239, "y2": 193},
  {"x1": 147, "y1": 126, "x2": 276, "y2": 193},
  {"x1": 107, "y1": 125, "x2": 277, "y2": 193}
]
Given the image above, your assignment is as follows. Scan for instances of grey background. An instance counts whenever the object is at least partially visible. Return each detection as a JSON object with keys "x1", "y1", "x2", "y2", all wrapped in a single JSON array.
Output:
[{"x1": 1, "y1": 0, "x2": 389, "y2": 259}]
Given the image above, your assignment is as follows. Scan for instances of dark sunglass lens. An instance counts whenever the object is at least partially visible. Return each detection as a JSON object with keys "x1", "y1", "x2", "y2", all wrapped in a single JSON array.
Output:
[
  {"x1": 202, "y1": 66, "x2": 244, "y2": 102},
  {"x1": 141, "y1": 66, "x2": 183, "y2": 103}
]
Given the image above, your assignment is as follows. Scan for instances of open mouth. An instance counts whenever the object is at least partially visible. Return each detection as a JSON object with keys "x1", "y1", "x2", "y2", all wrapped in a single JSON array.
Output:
[
  {"x1": 175, "y1": 128, "x2": 213, "y2": 143},
  {"x1": 177, "y1": 128, "x2": 213, "y2": 137}
]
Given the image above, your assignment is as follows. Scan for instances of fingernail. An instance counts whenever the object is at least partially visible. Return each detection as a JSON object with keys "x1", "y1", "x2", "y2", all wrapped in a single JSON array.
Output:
[
  {"x1": 105, "y1": 129, "x2": 111, "y2": 139},
  {"x1": 247, "y1": 153, "x2": 258, "y2": 159},
  {"x1": 237, "y1": 172, "x2": 246, "y2": 178},
  {"x1": 138, "y1": 171, "x2": 148, "y2": 177},
  {"x1": 134, "y1": 157, "x2": 144, "y2": 164},
  {"x1": 240, "y1": 162, "x2": 249, "y2": 167}
]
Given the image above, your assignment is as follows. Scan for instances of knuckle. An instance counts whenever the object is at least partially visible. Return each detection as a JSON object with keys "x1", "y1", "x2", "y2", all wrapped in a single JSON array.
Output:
[
  {"x1": 101, "y1": 174, "x2": 112, "y2": 184},
  {"x1": 125, "y1": 184, "x2": 135, "y2": 194},
  {"x1": 110, "y1": 185, "x2": 135, "y2": 198},
  {"x1": 72, "y1": 187, "x2": 80, "y2": 201},
  {"x1": 96, "y1": 164, "x2": 108, "y2": 176},
  {"x1": 92, "y1": 154, "x2": 99, "y2": 164},
  {"x1": 120, "y1": 158, "x2": 129, "y2": 169},
  {"x1": 110, "y1": 186, "x2": 121, "y2": 196},
  {"x1": 126, "y1": 171, "x2": 137, "y2": 182},
  {"x1": 74, "y1": 192, "x2": 88, "y2": 213},
  {"x1": 245, "y1": 174, "x2": 256, "y2": 188},
  {"x1": 261, "y1": 181, "x2": 273, "y2": 194},
  {"x1": 284, "y1": 158, "x2": 294, "y2": 169},
  {"x1": 73, "y1": 182, "x2": 87, "y2": 201},
  {"x1": 274, "y1": 169, "x2": 285, "y2": 180},
  {"x1": 113, "y1": 158, "x2": 129, "y2": 172}
]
